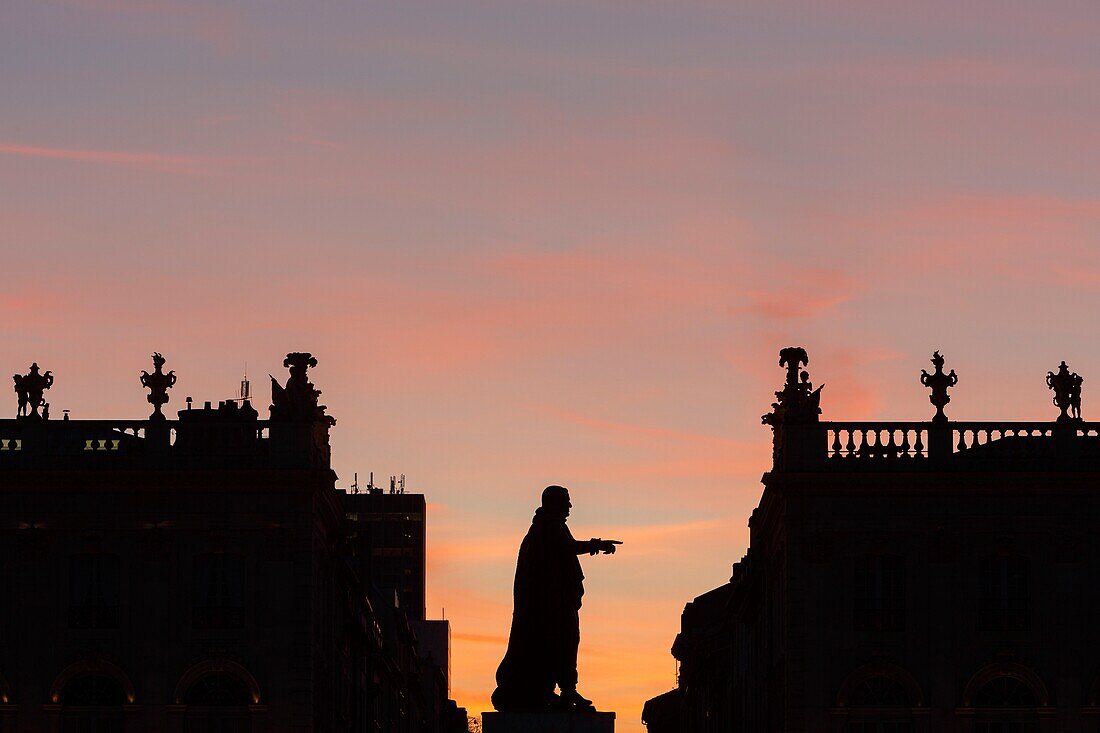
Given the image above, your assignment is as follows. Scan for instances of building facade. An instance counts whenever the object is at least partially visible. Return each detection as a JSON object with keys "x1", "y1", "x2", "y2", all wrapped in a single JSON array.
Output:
[
  {"x1": 0, "y1": 353, "x2": 466, "y2": 733},
  {"x1": 644, "y1": 349, "x2": 1100, "y2": 732}
]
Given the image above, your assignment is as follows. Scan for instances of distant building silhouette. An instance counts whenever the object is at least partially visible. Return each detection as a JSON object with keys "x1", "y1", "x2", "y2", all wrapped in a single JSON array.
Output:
[
  {"x1": 342, "y1": 484, "x2": 427, "y2": 622},
  {"x1": 643, "y1": 349, "x2": 1100, "y2": 733},
  {"x1": 0, "y1": 353, "x2": 467, "y2": 733}
]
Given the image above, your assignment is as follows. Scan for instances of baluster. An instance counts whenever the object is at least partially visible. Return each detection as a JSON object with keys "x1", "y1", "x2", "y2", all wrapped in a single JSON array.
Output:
[
  {"x1": 914, "y1": 430, "x2": 925, "y2": 457},
  {"x1": 899, "y1": 430, "x2": 911, "y2": 457},
  {"x1": 885, "y1": 429, "x2": 898, "y2": 458},
  {"x1": 831, "y1": 430, "x2": 841, "y2": 458},
  {"x1": 845, "y1": 430, "x2": 856, "y2": 458},
  {"x1": 956, "y1": 430, "x2": 967, "y2": 452}
]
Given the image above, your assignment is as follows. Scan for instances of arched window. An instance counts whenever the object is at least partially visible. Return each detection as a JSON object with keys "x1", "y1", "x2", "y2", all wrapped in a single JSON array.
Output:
[
  {"x1": 50, "y1": 661, "x2": 134, "y2": 733},
  {"x1": 963, "y1": 663, "x2": 1047, "y2": 733},
  {"x1": 175, "y1": 661, "x2": 259, "y2": 733},
  {"x1": 58, "y1": 674, "x2": 125, "y2": 733},
  {"x1": 838, "y1": 664, "x2": 921, "y2": 733},
  {"x1": 972, "y1": 677, "x2": 1038, "y2": 733}
]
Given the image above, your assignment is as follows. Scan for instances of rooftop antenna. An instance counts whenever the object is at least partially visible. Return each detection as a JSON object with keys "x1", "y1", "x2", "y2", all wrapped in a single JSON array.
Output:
[
  {"x1": 351, "y1": 472, "x2": 359, "y2": 495},
  {"x1": 399, "y1": 474, "x2": 406, "y2": 494},
  {"x1": 389, "y1": 475, "x2": 396, "y2": 494},
  {"x1": 231, "y1": 364, "x2": 251, "y2": 403}
]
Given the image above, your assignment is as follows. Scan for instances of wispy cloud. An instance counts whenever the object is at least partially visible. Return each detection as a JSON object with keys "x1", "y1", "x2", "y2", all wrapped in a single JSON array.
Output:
[{"x1": 0, "y1": 143, "x2": 223, "y2": 174}]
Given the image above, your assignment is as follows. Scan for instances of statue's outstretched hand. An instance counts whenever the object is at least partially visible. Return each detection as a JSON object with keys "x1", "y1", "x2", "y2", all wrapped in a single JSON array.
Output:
[{"x1": 590, "y1": 539, "x2": 622, "y2": 555}]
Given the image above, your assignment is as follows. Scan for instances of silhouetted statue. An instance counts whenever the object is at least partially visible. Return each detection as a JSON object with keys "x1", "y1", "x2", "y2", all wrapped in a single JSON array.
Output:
[
  {"x1": 13, "y1": 363, "x2": 53, "y2": 419},
  {"x1": 920, "y1": 350, "x2": 958, "y2": 423},
  {"x1": 492, "y1": 486, "x2": 621, "y2": 713},
  {"x1": 140, "y1": 352, "x2": 177, "y2": 420},
  {"x1": 1047, "y1": 361, "x2": 1082, "y2": 422},
  {"x1": 270, "y1": 352, "x2": 335, "y2": 425},
  {"x1": 762, "y1": 347, "x2": 823, "y2": 426}
]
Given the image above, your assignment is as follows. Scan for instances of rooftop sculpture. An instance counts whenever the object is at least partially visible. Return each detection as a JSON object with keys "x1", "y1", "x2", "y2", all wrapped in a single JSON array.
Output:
[
  {"x1": 919, "y1": 350, "x2": 958, "y2": 423},
  {"x1": 761, "y1": 346, "x2": 823, "y2": 426},
  {"x1": 1047, "y1": 361, "x2": 1083, "y2": 422},
  {"x1": 270, "y1": 352, "x2": 335, "y2": 426},
  {"x1": 13, "y1": 363, "x2": 53, "y2": 420},
  {"x1": 139, "y1": 352, "x2": 177, "y2": 420}
]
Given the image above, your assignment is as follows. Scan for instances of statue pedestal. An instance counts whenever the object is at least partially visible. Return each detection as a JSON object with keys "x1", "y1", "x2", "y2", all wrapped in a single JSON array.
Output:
[{"x1": 481, "y1": 711, "x2": 615, "y2": 733}]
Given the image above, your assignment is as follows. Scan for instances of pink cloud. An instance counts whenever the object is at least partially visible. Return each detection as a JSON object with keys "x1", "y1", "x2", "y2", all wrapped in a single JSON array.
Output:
[{"x1": 0, "y1": 142, "x2": 222, "y2": 174}]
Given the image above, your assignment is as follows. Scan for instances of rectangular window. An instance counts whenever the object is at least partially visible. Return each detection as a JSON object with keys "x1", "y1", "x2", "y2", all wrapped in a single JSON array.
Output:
[
  {"x1": 979, "y1": 556, "x2": 1029, "y2": 631},
  {"x1": 68, "y1": 554, "x2": 120, "y2": 629},
  {"x1": 193, "y1": 554, "x2": 244, "y2": 629},
  {"x1": 854, "y1": 555, "x2": 906, "y2": 631}
]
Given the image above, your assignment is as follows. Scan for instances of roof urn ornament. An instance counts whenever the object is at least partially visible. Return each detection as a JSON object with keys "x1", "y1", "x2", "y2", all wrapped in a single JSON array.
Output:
[
  {"x1": 140, "y1": 352, "x2": 177, "y2": 420},
  {"x1": 1046, "y1": 360, "x2": 1082, "y2": 422},
  {"x1": 920, "y1": 351, "x2": 958, "y2": 424},
  {"x1": 13, "y1": 362, "x2": 54, "y2": 420}
]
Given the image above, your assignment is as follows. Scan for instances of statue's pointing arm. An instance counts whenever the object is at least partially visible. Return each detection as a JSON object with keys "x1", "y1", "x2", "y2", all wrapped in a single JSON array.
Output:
[{"x1": 570, "y1": 538, "x2": 623, "y2": 555}]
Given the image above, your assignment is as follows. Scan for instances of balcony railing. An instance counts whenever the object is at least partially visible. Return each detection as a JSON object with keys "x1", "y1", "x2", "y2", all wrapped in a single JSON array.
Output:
[{"x1": 776, "y1": 420, "x2": 1100, "y2": 472}]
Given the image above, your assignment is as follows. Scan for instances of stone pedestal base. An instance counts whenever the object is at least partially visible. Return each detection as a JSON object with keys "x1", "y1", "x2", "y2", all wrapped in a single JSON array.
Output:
[{"x1": 481, "y1": 711, "x2": 615, "y2": 733}]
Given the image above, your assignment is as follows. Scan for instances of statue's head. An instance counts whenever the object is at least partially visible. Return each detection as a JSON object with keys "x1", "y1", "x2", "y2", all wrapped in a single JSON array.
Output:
[
  {"x1": 29, "y1": 363, "x2": 39, "y2": 374},
  {"x1": 541, "y1": 485, "x2": 571, "y2": 519}
]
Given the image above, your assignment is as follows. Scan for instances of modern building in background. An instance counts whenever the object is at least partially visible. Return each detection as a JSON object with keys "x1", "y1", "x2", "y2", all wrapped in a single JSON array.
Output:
[
  {"x1": 644, "y1": 350, "x2": 1100, "y2": 733},
  {"x1": 0, "y1": 353, "x2": 467, "y2": 733},
  {"x1": 340, "y1": 482, "x2": 454, "y2": 696},
  {"x1": 342, "y1": 485, "x2": 427, "y2": 623}
]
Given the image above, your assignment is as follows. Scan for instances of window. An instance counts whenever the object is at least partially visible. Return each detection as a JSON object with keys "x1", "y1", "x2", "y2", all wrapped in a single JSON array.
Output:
[
  {"x1": 854, "y1": 556, "x2": 905, "y2": 631},
  {"x1": 68, "y1": 555, "x2": 120, "y2": 629},
  {"x1": 193, "y1": 555, "x2": 244, "y2": 629},
  {"x1": 979, "y1": 556, "x2": 1029, "y2": 631},
  {"x1": 972, "y1": 676, "x2": 1038, "y2": 733},
  {"x1": 58, "y1": 674, "x2": 125, "y2": 733}
]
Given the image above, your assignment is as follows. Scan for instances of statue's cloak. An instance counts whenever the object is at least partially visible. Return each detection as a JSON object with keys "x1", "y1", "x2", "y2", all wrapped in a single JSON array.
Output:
[{"x1": 493, "y1": 508, "x2": 584, "y2": 708}]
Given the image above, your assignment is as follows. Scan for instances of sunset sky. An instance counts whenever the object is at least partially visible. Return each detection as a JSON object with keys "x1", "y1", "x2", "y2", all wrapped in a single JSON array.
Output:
[{"x1": 3, "y1": 1, "x2": 1100, "y2": 729}]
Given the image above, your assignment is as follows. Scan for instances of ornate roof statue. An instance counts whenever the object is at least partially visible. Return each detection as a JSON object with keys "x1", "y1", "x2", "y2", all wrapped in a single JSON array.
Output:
[
  {"x1": 139, "y1": 352, "x2": 177, "y2": 420},
  {"x1": 1046, "y1": 360, "x2": 1082, "y2": 422},
  {"x1": 269, "y1": 352, "x2": 335, "y2": 425},
  {"x1": 919, "y1": 350, "x2": 958, "y2": 424},
  {"x1": 762, "y1": 347, "x2": 823, "y2": 426},
  {"x1": 13, "y1": 362, "x2": 54, "y2": 420}
]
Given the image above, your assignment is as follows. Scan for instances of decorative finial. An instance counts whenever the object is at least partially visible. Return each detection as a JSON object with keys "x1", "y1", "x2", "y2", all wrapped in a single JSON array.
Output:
[
  {"x1": 140, "y1": 352, "x2": 177, "y2": 420},
  {"x1": 920, "y1": 350, "x2": 958, "y2": 423},
  {"x1": 1046, "y1": 360, "x2": 1082, "y2": 422},
  {"x1": 13, "y1": 362, "x2": 54, "y2": 419}
]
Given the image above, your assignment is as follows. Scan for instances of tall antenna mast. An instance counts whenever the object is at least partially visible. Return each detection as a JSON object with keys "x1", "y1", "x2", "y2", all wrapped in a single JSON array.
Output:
[{"x1": 239, "y1": 363, "x2": 251, "y2": 402}]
